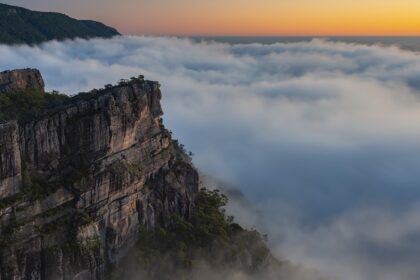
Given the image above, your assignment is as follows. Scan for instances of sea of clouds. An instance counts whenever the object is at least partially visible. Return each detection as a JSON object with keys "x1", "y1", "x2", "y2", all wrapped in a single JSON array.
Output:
[{"x1": 2, "y1": 36, "x2": 420, "y2": 280}]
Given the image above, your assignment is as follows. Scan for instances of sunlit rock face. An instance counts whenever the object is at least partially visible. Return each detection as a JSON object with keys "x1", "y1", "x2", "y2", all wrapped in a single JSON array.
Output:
[
  {"x1": 0, "y1": 70, "x2": 198, "y2": 280},
  {"x1": 0, "y1": 68, "x2": 45, "y2": 92}
]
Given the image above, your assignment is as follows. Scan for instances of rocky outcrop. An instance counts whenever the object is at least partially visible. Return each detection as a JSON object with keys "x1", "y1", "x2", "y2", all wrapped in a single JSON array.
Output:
[
  {"x1": 0, "y1": 69, "x2": 45, "y2": 92},
  {"x1": 0, "y1": 71, "x2": 198, "y2": 279}
]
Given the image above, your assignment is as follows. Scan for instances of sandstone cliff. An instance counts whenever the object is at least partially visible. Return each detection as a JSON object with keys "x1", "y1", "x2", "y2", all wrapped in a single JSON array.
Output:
[
  {"x1": 0, "y1": 69, "x2": 198, "y2": 279},
  {"x1": 0, "y1": 69, "x2": 44, "y2": 93}
]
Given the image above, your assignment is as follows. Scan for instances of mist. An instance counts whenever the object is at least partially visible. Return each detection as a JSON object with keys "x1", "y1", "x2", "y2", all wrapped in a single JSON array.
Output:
[{"x1": 2, "y1": 36, "x2": 420, "y2": 279}]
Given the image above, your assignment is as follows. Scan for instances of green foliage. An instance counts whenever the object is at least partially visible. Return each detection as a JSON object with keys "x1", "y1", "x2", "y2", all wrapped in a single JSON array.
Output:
[
  {"x1": 0, "y1": 220, "x2": 21, "y2": 248},
  {"x1": 108, "y1": 188, "x2": 271, "y2": 279},
  {"x1": 74, "y1": 210, "x2": 95, "y2": 226},
  {"x1": 83, "y1": 236, "x2": 101, "y2": 251},
  {"x1": 23, "y1": 180, "x2": 59, "y2": 202},
  {"x1": 0, "y1": 192, "x2": 24, "y2": 210},
  {"x1": 0, "y1": 167, "x2": 62, "y2": 211},
  {"x1": 172, "y1": 139, "x2": 194, "y2": 161},
  {"x1": 189, "y1": 189, "x2": 230, "y2": 245},
  {"x1": 0, "y1": 3, "x2": 119, "y2": 45},
  {"x1": 61, "y1": 157, "x2": 93, "y2": 190},
  {"x1": 0, "y1": 171, "x2": 57, "y2": 210},
  {"x1": 0, "y1": 89, "x2": 70, "y2": 123},
  {"x1": 22, "y1": 168, "x2": 61, "y2": 201}
]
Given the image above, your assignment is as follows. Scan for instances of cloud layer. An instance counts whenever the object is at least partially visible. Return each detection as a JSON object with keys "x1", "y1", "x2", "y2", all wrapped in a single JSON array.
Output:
[{"x1": 2, "y1": 36, "x2": 420, "y2": 279}]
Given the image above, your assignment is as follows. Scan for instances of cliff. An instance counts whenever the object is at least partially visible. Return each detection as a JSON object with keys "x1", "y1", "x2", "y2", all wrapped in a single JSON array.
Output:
[
  {"x1": 0, "y1": 68, "x2": 44, "y2": 92},
  {"x1": 0, "y1": 3, "x2": 120, "y2": 45},
  {"x1": 0, "y1": 69, "x2": 198, "y2": 279}
]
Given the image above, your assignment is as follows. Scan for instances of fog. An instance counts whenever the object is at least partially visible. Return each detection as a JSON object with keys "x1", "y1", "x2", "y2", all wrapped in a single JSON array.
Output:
[{"x1": 2, "y1": 36, "x2": 420, "y2": 279}]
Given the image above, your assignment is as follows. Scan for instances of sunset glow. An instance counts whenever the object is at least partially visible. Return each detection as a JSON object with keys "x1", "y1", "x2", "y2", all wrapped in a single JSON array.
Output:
[{"x1": 4, "y1": 0, "x2": 420, "y2": 35}]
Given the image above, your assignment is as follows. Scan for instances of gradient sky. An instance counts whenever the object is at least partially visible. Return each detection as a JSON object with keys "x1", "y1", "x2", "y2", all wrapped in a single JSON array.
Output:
[{"x1": 3, "y1": 0, "x2": 420, "y2": 36}]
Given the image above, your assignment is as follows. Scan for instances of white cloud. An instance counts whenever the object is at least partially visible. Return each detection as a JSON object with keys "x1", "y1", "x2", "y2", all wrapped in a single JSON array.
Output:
[{"x1": 2, "y1": 36, "x2": 420, "y2": 279}]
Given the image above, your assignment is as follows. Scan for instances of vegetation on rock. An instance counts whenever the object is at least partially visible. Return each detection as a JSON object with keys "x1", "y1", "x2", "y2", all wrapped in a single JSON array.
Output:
[
  {"x1": 0, "y1": 69, "x2": 283, "y2": 280},
  {"x1": 0, "y1": 3, "x2": 120, "y2": 45},
  {"x1": 0, "y1": 89, "x2": 70, "y2": 122},
  {"x1": 108, "y1": 188, "x2": 275, "y2": 280},
  {"x1": 0, "y1": 167, "x2": 62, "y2": 210}
]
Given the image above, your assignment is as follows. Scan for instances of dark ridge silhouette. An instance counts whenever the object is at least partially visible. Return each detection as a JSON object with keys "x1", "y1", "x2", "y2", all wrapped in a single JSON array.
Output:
[{"x1": 0, "y1": 3, "x2": 120, "y2": 45}]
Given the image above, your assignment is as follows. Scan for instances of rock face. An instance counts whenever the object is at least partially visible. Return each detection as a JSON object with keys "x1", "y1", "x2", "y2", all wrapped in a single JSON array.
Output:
[
  {"x1": 0, "y1": 69, "x2": 45, "y2": 92},
  {"x1": 0, "y1": 121, "x2": 22, "y2": 199},
  {"x1": 0, "y1": 71, "x2": 198, "y2": 279}
]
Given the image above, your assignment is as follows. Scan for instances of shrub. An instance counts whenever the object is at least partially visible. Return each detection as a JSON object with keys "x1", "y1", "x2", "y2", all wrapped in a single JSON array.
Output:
[
  {"x1": 108, "y1": 188, "x2": 272, "y2": 279},
  {"x1": 0, "y1": 89, "x2": 70, "y2": 123}
]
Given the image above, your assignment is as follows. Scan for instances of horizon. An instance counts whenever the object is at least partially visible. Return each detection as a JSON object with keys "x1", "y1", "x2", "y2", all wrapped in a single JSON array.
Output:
[
  {"x1": 2, "y1": 1, "x2": 420, "y2": 37},
  {"x1": 3, "y1": 2, "x2": 420, "y2": 280}
]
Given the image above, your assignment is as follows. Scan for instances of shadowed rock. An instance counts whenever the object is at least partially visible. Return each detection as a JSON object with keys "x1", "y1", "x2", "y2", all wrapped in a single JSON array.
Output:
[{"x1": 0, "y1": 69, "x2": 198, "y2": 280}]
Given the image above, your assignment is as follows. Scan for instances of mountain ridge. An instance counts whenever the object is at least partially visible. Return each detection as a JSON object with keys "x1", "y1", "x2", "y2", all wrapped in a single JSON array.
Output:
[{"x1": 0, "y1": 3, "x2": 120, "y2": 45}]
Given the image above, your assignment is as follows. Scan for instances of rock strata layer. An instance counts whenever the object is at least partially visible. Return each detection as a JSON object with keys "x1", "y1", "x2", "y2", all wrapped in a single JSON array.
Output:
[{"x1": 0, "y1": 70, "x2": 198, "y2": 280}]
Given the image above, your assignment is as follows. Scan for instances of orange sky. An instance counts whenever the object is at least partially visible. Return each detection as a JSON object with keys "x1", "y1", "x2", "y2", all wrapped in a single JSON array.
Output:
[{"x1": 4, "y1": 0, "x2": 420, "y2": 35}]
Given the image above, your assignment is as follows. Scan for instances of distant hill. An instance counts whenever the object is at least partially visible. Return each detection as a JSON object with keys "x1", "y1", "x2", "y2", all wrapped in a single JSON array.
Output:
[{"x1": 0, "y1": 3, "x2": 120, "y2": 45}]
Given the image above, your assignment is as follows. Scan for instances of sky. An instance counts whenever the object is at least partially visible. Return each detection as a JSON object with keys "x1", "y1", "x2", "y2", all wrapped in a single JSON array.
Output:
[
  {"x1": 2, "y1": 0, "x2": 420, "y2": 36},
  {"x1": 2, "y1": 36, "x2": 420, "y2": 279}
]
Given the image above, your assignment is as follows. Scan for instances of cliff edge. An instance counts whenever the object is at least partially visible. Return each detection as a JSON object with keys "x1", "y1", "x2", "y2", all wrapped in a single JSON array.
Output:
[
  {"x1": 0, "y1": 69, "x2": 198, "y2": 279},
  {"x1": 0, "y1": 70, "x2": 303, "y2": 280}
]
